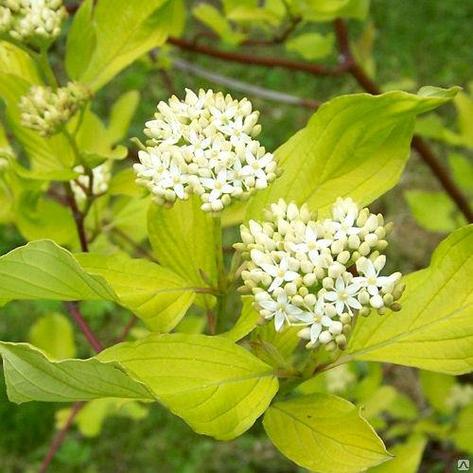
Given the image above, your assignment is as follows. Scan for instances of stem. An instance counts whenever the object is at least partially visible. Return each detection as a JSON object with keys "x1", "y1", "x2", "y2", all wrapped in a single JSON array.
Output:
[
  {"x1": 213, "y1": 216, "x2": 225, "y2": 290},
  {"x1": 411, "y1": 136, "x2": 473, "y2": 222},
  {"x1": 39, "y1": 402, "x2": 85, "y2": 473},
  {"x1": 63, "y1": 128, "x2": 82, "y2": 165},
  {"x1": 73, "y1": 104, "x2": 87, "y2": 136},
  {"x1": 113, "y1": 315, "x2": 137, "y2": 344},
  {"x1": 64, "y1": 182, "x2": 88, "y2": 252},
  {"x1": 315, "y1": 354, "x2": 353, "y2": 374},
  {"x1": 65, "y1": 302, "x2": 103, "y2": 352},
  {"x1": 37, "y1": 47, "x2": 58, "y2": 88},
  {"x1": 211, "y1": 215, "x2": 226, "y2": 333},
  {"x1": 168, "y1": 36, "x2": 350, "y2": 77}
]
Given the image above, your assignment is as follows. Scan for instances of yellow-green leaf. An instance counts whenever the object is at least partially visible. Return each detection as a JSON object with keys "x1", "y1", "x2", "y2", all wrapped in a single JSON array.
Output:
[
  {"x1": 297, "y1": 0, "x2": 370, "y2": 22},
  {"x1": 0, "y1": 240, "x2": 116, "y2": 302},
  {"x1": 347, "y1": 225, "x2": 473, "y2": 374},
  {"x1": 0, "y1": 342, "x2": 153, "y2": 403},
  {"x1": 57, "y1": 398, "x2": 148, "y2": 437},
  {"x1": 148, "y1": 197, "x2": 218, "y2": 297},
  {"x1": 247, "y1": 87, "x2": 458, "y2": 220},
  {"x1": 29, "y1": 313, "x2": 76, "y2": 359},
  {"x1": 405, "y1": 190, "x2": 464, "y2": 233},
  {"x1": 193, "y1": 3, "x2": 244, "y2": 45},
  {"x1": 263, "y1": 393, "x2": 390, "y2": 473},
  {"x1": 74, "y1": 0, "x2": 184, "y2": 90},
  {"x1": 107, "y1": 90, "x2": 140, "y2": 144},
  {"x1": 286, "y1": 32, "x2": 334, "y2": 61},
  {"x1": 0, "y1": 240, "x2": 195, "y2": 332},
  {"x1": 99, "y1": 333, "x2": 279, "y2": 440},
  {"x1": 75, "y1": 252, "x2": 196, "y2": 332},
  {"x1": 419, "y1": 371, "x2": 455, "y2": 414}
]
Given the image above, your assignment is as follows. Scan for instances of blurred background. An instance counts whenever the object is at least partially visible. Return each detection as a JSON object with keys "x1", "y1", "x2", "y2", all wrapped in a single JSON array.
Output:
[{"x1": 1, "y1": 0, "x2": 473, "y2": 471}]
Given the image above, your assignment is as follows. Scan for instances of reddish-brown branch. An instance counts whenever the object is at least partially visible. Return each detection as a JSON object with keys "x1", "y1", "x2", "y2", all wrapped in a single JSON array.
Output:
[
  {"x1": 411, "y1": 136, "x2": 473, "y2": 222},
  {"x1": 64, "y1": 183, "x2": 88, "y2": 252},
  {"x1": 333, "y1": 18, "x2": 473, "y2": 223},
  {"x1": 39, "y1": 301, "x2": 103, "y2": 472},
  {"x1": 168, "y1": 37, "x2": 350, "y2": 76},
  {"x1": 113, "y1": 315, "x2": 137, "y2": 344},
  {"x1": 65, "y1": 302, "x2": 103, "y2": 352},
  {"x1": 39, "y1": 402, "x2": 85, "y2": 473}
]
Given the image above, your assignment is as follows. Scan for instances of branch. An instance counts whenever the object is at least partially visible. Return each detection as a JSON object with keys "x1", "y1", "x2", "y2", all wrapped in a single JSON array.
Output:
[
  {"x1": 65, "y1": 302, "x2": 103, "y2": 352},
  {"x1": 171, "y1": 57, "x2": 320, "y2": 110},
  {"x1": 64, "y1": 183, "x2": 89, "y2": 252},
  {"x1": 167, "y1": 36, "x2": 350, "y2": 76},
  {"x1": 332, "y1": 18, "x2": 473, "y2": 223},
  {"x1": 113, "y1": 315, "x2": 137, "y2": 344},
  {"x1": 40, "y1": 301, "x2": 103, "y2": 472},
  {"x1": 411, "y1": 136, "x2": 473, "y2": 222},
  {"x1": 39, "y1": 401, "x2": 84, "y2": 473}
]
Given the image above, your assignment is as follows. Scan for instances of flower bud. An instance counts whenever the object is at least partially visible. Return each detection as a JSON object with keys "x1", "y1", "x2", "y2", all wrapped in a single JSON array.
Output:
[
  {"x1": 301, "y1": 273, "x2": 316, "y2": 287},
  {"x1": 322, "y1": 277, "x2": 334, "y2": 289},
  {"x1": 337, "y1": 250, "x2": 350, "y2": 265},
  {"x1": 348, "y1": 234, "x2": 361, "y2": 249},
  {"x1": 335, "y1": 334, "x2": 347, "y2": 350},
  {"x1": 319, "y1": 331, "x2": 332, "y2": 345}
]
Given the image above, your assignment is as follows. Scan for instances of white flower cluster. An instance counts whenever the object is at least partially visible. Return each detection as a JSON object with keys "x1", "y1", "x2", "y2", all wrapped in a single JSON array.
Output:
[
  {"x1": 19, "y1": 82, "x2": 89, "y2": 137},
  {"x1": 0, "y1": 0, "x2": 66, "y2": 47},
  {"x1": 134, "y1": 89, "x2": 278, "y2": 212},
  {"x1": 71, "y1": 163, "x2": 111, "y2": 204},
  {"x1": 235, "y1": 198, "x2": 404, "y2": 351}
]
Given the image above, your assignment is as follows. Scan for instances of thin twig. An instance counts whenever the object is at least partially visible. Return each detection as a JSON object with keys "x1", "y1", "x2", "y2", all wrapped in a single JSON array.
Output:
[
  {"x1": 64, "y1": 183, "x2": 88, "y2": 252},
  {"x1": 411, "y1": 136, "x2": 473, "y2": 222},
  {"x1": 113, "y1": 315, "x2": 138, "y2": 344},
  {"x1": 65, "y1": 302, "x2": 103, "y2": 352},
  {"x1": 171, "y1": 57, "x2": 320, "y2": 110},
  {"x1": 39, "y1": 402, "x2": 85, "y2": 473},
  {"x1": 168, "y1": 36, "x2": 350, "y2": 77}
]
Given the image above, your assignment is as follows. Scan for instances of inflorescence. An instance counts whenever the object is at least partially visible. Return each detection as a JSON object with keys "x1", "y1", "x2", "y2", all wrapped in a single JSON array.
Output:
[
  {"x1": 70, "y1": 163, "x2": 111, "y2": 204},
  {"x1": 0, "y1": 0, "x2": 67, "y2": 48},
  {"x1": 235, "y1": 198, "x2": 404, "y2": 351},
  {"x1": 134, "y1": 89, "x2": 278, "y2": 212},
  {"x1": 19, "y1": 82, "x2": 89, "y2": 137}
]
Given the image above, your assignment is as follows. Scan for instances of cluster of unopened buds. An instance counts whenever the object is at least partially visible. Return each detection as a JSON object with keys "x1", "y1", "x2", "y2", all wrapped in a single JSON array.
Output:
[
  {"x1": 235, "y1": 197, "x2": 404, "y2": 351},
  {"x1": 134, "y1": 89, "x2": 278, "y2": 212},
  {"x1": 19, "y1": 82, "x2": 89, "y2": 137},
  {"x1": 70, "y1": 163, "x2": 111, "y2": 205},
  {"x1": 0, "y1": 0, "x2": 66, "y2": 48}
]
